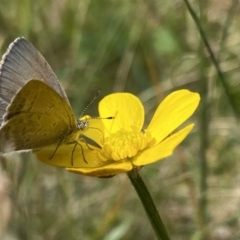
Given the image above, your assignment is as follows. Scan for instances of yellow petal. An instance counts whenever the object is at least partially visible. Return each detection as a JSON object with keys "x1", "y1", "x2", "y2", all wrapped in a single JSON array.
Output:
[
  {"x1": 66, "y1": 161, "x2": 133, "y2": 177},
  {"x1": 133, "y1": 124, "x2": 194, "y2": 166},
  {"x1": 34, "y1": 142, "x2": 100, "y2": 168},
  {"x1": 147, "y1": 90, "x2": 200, "y2": 144},
  {"x1": 98, "y1": 93, "x2": 144, "y2": 134}
]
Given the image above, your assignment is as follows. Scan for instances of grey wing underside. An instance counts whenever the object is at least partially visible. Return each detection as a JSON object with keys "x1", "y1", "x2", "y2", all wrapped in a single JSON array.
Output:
[
  {"x1": 0, "y1": 37, "x2": 69, "y2": 125},
  {"x1": 0, "y1": 100, "x2": 7, "y2": 124}
]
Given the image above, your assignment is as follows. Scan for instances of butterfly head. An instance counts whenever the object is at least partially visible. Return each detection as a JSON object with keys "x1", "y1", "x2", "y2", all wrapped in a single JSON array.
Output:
[{"x1": 77, "y1": 119, "x2": 89, "y2": 130}]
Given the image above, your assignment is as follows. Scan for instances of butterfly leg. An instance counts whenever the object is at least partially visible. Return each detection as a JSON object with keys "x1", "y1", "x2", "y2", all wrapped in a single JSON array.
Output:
[
  {"x1": 71, "y1": 141, "x2": 88, "y2": 165},
  {"x1": 49, "y1": 138, "x2": 65, "y2": 159}
]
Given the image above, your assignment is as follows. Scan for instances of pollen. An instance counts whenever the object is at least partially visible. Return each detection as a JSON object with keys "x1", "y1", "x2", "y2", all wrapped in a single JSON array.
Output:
[{"x1": 97, "y1": 126, "x2": 156, "y2": 162}]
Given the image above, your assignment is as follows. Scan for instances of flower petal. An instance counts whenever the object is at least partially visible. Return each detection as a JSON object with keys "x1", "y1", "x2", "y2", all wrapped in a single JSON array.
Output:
[
  {"x1": 34, "y1": 142, "x2": 100, "y2": 168},
  {"x1": 147, "y1": 90, "x2": 200, "y2": 144},
  {"x1": 98, "y1": 93, "x2": 144, "y2": 134},
  {"x1": 133, "y1": 124, "x2": 194, "y2": 166},
  {"x1": 66, "y1": 161, "x2": 133, "y2": 177}
]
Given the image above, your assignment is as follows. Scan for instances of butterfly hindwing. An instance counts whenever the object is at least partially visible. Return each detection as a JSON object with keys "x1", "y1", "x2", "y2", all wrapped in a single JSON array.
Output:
[{"x1": 0, "y1": 80, "x2": 77, "y2": 152}]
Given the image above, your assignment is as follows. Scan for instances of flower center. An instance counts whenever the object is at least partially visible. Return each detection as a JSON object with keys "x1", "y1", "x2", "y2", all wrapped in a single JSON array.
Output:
[{"x1": 97, "y1": 126, "x2": 156, "y2": 162}]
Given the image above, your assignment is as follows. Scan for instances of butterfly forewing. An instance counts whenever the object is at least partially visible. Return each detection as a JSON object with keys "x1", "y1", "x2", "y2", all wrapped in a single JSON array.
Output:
[
  {"x1": 0, "y1": 38, "x2": 69, "y2": 125},
  {"x1": 0, "y1": 80, "x2": 77, "y2": 152},
  {"x1": 0, "y1": 100, "x2": 7, "y2": 125}
]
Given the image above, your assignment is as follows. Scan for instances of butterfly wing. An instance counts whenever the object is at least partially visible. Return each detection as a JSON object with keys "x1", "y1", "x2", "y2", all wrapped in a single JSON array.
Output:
[
  {"x1": 0, "y1": 100, "x2": 7, "y2": 124},
  {"x1": 0, "y1": 80, "x2": 77, "y2": 153},
  {"x1": 0, "y1": 37, "x2": 69, "y2": 125}
]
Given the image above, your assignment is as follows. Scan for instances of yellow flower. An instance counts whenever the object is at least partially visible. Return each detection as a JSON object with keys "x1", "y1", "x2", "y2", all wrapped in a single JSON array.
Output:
[{"x1": 35, "y1": 90, "x2": 200, "y2": 177}]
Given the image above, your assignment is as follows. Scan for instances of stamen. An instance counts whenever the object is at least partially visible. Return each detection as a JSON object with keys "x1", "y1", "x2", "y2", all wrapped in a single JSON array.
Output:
[{"x1": 97, "y1": 127, "x2": 155, "y2": 162}]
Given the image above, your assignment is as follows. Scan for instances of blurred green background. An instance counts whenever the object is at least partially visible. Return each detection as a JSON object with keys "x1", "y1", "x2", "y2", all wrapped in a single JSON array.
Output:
[{"x1": 1, "y1": 0, "x2": 240, "y2": 239}]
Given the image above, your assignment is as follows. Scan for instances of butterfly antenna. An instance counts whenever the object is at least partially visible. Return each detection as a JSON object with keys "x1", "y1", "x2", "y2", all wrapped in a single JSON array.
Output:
[{"x1": 79, "y1": 91, "x2": 100, "y2": 119}]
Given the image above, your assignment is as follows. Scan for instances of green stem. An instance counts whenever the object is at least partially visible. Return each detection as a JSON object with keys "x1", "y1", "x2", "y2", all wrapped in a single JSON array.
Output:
[
  {"x1": 198, "y1": 46, "x2": 209, "y2": 236},
  {"x1": 183, "y1": 0, "x2": 240, "y2": 118},
  {"x1": 127, "y1": 170, "x2": 171, "y2": 240}
]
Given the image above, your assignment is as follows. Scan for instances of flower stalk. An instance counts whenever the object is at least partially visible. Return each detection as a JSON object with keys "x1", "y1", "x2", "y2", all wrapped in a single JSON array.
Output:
[{"x1": 127, "y1": 169, "x2": 171, "y2": 240}]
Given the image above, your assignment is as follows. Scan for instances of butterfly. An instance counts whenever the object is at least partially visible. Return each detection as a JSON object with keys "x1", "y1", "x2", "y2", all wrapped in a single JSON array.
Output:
[{"x1": 0, "y1": 38, "x2": 89, "y2": 159}]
